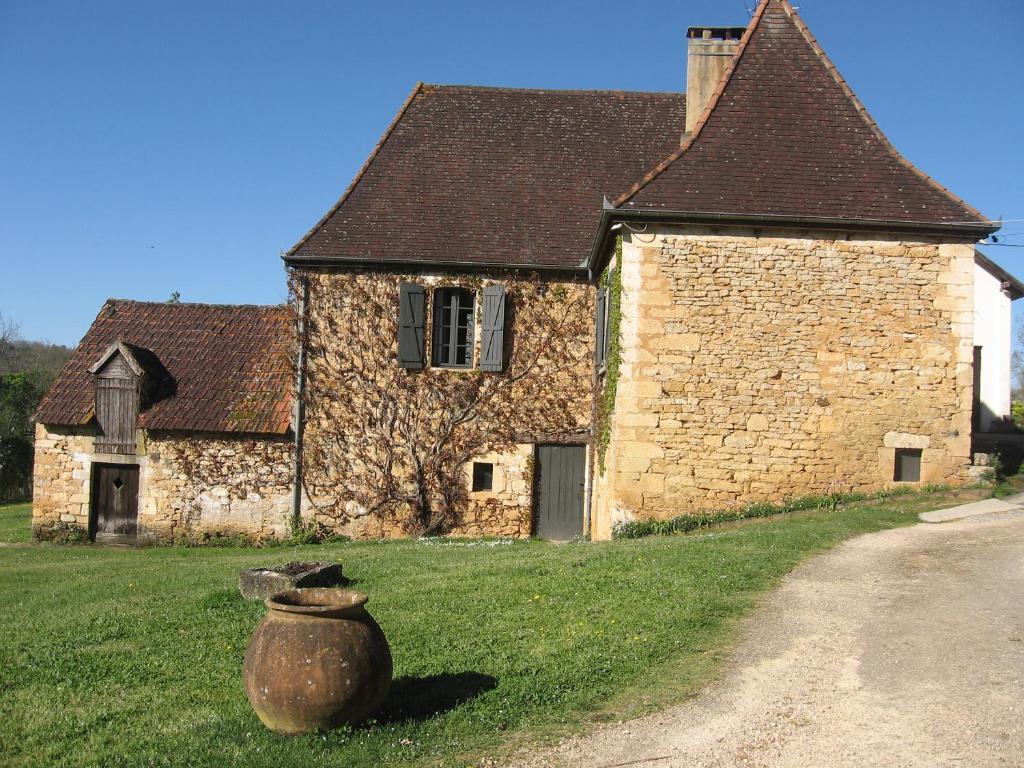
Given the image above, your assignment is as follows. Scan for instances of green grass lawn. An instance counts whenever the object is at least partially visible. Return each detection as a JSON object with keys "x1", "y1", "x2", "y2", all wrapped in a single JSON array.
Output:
[
  {"x1": 0, "y1": 488, "x2": 979, "y2": 767},
  {"x1": 0, "y1": 501, "x2": 31, "y2": 543}
]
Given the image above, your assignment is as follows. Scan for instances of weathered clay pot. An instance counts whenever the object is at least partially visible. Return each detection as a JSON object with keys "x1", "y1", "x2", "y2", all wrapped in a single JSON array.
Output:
[{"x1": 243, "y1": 588, "x2": 393, "y2": 734}]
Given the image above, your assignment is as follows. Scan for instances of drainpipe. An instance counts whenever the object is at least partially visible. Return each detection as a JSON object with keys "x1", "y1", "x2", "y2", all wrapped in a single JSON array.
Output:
[
  {"x1": 584, "y1": 278, "x2": 599, "y2": 539},
  {"x1": 291, "y1": 275, "x2": 309, "y2": 530}
]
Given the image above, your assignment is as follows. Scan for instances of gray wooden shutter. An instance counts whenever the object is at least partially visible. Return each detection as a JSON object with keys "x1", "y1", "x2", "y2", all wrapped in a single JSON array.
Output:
[
  {"x1": 479, "y1": 284, "x2": 506, "y2": 372},
  {"x1": 595, "y1": 285, "x2": 607, "y2": 370},
  {"x1": 398, "y1": 282, "x2": 425, "y2": 369}
]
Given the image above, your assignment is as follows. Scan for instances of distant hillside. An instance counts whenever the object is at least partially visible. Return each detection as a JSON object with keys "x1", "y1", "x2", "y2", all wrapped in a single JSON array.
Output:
[{"x1": 0, "y1": 339, "x2": 72, "y2": 377}]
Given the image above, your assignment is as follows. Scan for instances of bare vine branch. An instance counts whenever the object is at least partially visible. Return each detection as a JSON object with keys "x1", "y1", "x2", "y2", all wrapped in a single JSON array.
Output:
[{"x1": 292, "y1": 269, "x2": 592, "y2": 536}]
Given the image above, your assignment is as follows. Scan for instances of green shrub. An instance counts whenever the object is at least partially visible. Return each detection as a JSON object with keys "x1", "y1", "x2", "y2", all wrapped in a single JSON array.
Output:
[
  {"x1": 612, "y1": 485, "x2": 950, "y2": 540},
  {"x1": 1012, "y1": 400, "x2": 1024, "y2": 426},
  {"x1": 290, "y1": 520, "x2": 350, "y2": 545}
]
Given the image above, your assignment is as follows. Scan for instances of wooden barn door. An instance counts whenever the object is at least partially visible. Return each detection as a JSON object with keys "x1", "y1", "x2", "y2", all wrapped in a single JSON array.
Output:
[
  {"x1": 90, "y1": 464, "x2": 139, "y2": 543},
  {"x1": 534, "y1": 445, "x2": 585, "y2": 540}
]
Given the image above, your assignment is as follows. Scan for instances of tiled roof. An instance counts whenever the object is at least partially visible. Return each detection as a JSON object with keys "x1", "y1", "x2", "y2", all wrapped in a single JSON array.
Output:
[
  {"x1": 36, "y1": 300, "x2": 293, "y2": 435},
  {"x1": 287, "y1": 85, "x2": 687, "y2": 269},
  {"x1": 288, "y1": 1, "x2": 991, "y2": 271},
  {"x1": 616, "y1": 0, "x2": 988, "y2": 227}
]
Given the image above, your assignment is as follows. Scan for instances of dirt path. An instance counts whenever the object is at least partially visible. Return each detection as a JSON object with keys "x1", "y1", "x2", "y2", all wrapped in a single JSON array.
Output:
[{"x1": 506, "y1": 512, "x2": 1024, "y2": 768}]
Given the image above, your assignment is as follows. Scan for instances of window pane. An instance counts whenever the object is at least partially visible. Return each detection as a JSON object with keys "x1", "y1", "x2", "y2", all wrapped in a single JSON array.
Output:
[
  {"x1": 456, "y1": 301, "x2": 473, "y2": 365},
  {"x1": 433, "y1": 287, "x2": 475, "y2": 367},
  {"x1": 439, "y1": 301, "x2": 451, "y2": 362}
]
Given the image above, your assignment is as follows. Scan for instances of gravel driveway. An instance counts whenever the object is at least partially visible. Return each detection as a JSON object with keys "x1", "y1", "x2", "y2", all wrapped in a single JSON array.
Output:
[{"x1": 506, "y1": 512, "x2": 1024, "y2": 768}]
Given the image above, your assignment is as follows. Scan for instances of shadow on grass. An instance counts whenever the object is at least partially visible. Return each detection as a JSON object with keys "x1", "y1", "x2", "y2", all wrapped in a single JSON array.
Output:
[{"x1": 378, "y1": 671, "x2": 498, "y2": 723}]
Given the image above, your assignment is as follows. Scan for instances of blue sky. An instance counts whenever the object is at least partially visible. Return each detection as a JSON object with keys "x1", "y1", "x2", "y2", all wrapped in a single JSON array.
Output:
[{"x1": 2, "y1": 0, "x2": 1022, "y2": 346}]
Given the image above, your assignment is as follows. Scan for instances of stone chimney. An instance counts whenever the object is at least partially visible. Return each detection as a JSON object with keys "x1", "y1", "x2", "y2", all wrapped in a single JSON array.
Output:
[{"x1": 686, "y1": 27, "x2": 745, "y2": 134}]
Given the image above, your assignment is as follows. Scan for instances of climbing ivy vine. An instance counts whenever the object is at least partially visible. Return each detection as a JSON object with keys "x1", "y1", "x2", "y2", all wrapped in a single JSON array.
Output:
[{"x1": 597, "y1": 235, "x2": 623, "y2": 473}]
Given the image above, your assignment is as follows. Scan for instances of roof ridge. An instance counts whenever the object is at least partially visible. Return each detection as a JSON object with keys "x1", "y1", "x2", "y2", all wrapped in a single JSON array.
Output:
[
  {"x1": 285, "y1": 81, "x2": 425, "y2": 258},
  {"x1": 421, "y1": 83, "x2": 685, "y2": 97},
  {"x1": 612, "y1": 0, "x2": 769, "y2": 208},
  {"x1": 104, "y1": 298, "x2": 287, "y2": 311}
]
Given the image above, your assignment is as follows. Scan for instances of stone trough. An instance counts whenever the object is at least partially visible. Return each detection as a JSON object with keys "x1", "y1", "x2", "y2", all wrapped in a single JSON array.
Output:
[{"x1": 239, "y1": 561, "x2": 344, "y2": 601}]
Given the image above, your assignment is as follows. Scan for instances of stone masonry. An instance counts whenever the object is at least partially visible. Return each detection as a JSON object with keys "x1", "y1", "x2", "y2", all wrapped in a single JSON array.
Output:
[
  {"x1": 32, "y1": 423, "x2": 294, "y2": 542},
  {"x1": 460, "y1": 444, "x2": 535, "y2": 538},
  {"x1": 299, "y1": 268, "x2": 594, "y2": 538},
  {"x1": 304, "y1": 443, "x2": 537, "y2": 540},
  {"x1": 32, "y1": 423, "x2": 101, "y2": 540},
  {"x1": 593, "y1": 226, "x2": 975, "y2": 538},
  {"x1": 141, "y1": 433, "x2": 294, "y2": 542}
]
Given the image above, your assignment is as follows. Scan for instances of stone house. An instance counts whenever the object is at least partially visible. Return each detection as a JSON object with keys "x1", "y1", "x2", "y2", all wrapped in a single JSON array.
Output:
[
  {"x1": 32, "y1": 0, "x2": 1021, "y2": 543},
  {"x1": 33, "y1": 300, "x2": 293, "y2": 543}
]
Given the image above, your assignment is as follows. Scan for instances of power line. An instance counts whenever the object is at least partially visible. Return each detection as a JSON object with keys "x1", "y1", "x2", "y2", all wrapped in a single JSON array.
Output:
[{"x1": 950, "y1": 218, "x2": 1024, "y2": 225}]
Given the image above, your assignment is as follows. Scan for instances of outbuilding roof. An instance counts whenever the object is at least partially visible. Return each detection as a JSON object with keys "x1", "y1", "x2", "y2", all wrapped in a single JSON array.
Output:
[
  {"x1": 286, "y1": 0, "x2": 993, "y2": 272},
  {"x1": 36, "y1": 300, "x2": 293, "y2": 435}
]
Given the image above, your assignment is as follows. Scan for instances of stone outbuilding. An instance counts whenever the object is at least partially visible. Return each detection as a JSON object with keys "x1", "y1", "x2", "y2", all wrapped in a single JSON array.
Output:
[{"x1": 32, "y1": 300, "x2": 293, "y2": 543}]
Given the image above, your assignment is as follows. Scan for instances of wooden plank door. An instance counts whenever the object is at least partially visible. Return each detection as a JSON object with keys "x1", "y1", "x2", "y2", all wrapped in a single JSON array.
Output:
[
  {"x1": 534, "y1": 445, "x2": 585, "y2": 540},
  {"x1": 91, "y1": 464, "x2": 139, "y2": 543}
]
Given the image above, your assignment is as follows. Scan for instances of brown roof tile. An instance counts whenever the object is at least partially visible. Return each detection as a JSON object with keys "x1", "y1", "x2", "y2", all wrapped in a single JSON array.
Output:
[
  {"x1": 36, "y1": 300, "x2": 293, "y2": 435},
  {"x1": 287, "y1": 85, "x2": 687, "y2": 269},
  {"x1": 615, "y1": 0, "x2": 987, "y2": 226}
]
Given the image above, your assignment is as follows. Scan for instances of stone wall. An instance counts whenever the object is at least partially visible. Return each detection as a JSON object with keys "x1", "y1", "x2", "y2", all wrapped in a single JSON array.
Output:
[
  {"x1": 299, "y1": 268, "x2": 594, "y2": 538},
  {"x1": 305, "y1": 444, "x2": 537, "y2": 540},
  {"x1": 32, "y1": 423, "x2": 295, "y2": 543},
  {"x1": 32, "y1": 423, "x2": 98, "y2": 541},
  {"x1": 141, "y1": 433, "x2": 294, "y2": 542},
  {"x1": 461, "y1": 444, "x2": 535, "y2": 537},
  {"x1": 593, "y1": 226, "x2": 975, "y2": 538}
]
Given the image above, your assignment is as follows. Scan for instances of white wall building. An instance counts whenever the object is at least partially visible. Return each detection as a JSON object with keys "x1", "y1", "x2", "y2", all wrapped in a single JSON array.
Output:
[{"x1": 973, "y1": 251, "x2": 1023, "y2": 433}]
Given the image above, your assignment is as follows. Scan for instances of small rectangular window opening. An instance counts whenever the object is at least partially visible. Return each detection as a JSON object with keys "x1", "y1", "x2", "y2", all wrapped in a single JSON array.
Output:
[
  {"x1": 472, "y1": 462, "x2": 494, "y2": 492},
  {"x1": 894, "y1": 448, "x2": 922, "y2": 483}
]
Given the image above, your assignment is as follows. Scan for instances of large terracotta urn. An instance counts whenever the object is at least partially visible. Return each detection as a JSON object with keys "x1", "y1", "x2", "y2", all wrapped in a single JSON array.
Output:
[{"x1": 243, "y1": 588, "x2": 393, "y2": 735}]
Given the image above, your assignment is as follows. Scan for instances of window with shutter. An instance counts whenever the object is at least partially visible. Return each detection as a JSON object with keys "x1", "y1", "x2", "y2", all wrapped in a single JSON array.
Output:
[
  {"x1": 398, "y1": 282, "x2": 426, "y2": 369},
  {"x1": 479, "y1": 284, "x2": 506, "y2": 372},
  {"x1": 595, "y1": 285, "x2": 608, "y2": 372},
  {"x1": 432, "y1": 287, "x2": 475, "y2": 368}
]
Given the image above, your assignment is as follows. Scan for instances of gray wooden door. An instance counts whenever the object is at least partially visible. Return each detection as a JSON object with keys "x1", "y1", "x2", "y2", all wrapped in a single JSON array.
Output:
[
  {"x1": 534, "y1": 445, "x2": 585, "y2": 540},
  {"x1": 91, "y1": 464, "x2": 139, "y2": 543}
]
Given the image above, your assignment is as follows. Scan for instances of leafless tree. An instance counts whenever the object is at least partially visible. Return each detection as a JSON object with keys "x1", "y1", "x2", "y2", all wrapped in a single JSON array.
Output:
[{"x1": 0, "y1": 313, "x2": 20, "y2": 368}]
